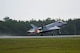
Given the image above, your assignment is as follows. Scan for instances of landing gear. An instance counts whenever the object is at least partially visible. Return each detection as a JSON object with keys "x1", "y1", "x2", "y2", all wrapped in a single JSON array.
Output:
[
  {"x1": 41, "y1": 33, "x2": 43, "y2": 36},
  {"x1": 58, "y1": 29, "x2": 61, "y2": 35},
  {"x1": 51, "y1": 32, "x2": 54, "y2": 36}
]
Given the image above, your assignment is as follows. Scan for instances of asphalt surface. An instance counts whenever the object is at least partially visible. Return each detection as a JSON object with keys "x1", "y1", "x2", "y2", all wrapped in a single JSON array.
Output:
[{"x1": 0, "y1": 35, "x2": 80, "y2": 38}]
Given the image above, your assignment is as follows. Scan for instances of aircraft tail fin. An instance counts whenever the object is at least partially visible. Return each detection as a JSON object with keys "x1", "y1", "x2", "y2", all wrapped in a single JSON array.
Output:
[{"x1": 30, "y1": 24, "x2": 38, "y2": 30}]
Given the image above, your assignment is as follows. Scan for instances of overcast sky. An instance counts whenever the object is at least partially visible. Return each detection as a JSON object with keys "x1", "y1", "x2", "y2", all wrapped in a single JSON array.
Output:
[{"x1": 0, "y1": 0, "x2": 80, "y2": 21}]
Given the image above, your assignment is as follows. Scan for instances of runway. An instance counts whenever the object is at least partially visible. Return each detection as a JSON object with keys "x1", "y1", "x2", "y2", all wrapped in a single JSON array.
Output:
[{"x1": 0, "y1": 35, "x2": 80, "y2": 38}]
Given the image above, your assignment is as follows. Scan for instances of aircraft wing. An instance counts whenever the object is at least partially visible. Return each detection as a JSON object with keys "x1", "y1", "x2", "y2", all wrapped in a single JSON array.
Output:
[{"x1": 48, "y1": 26, "x2": 60, "y2": 30}]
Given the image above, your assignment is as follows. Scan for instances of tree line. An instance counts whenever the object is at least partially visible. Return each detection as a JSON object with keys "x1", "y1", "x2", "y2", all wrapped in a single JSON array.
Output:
[{"x1": 0, "y1": 17, "x2": 80, "y2": 36}]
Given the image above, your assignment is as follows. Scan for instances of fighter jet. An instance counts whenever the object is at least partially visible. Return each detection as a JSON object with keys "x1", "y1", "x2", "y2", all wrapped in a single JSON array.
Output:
[{"x1": 27, "y1": 21, "x2": 67, "y2": 35}]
